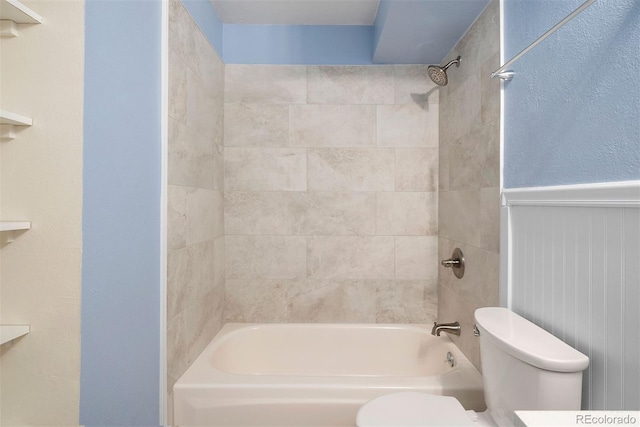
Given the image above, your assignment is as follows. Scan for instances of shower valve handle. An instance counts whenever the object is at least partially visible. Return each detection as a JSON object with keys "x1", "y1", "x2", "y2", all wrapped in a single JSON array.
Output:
[
  {"x1": 440, "y1": 258, "x2": 460, "y2": 267},
  {"x1": 440, "y1": 248, "x2": 465, "y2": 279}
]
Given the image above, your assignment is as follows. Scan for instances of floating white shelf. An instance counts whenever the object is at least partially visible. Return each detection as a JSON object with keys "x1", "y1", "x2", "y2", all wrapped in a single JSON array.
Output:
[
  {"x1": 0, "y1": 110, "x2": 32, "y2": 126},
  {"x1": 0, "y1": 0, "x2": 41, "y2": 24},
  {"x1": 0, "y1": 325, "x2": 30, "y2": 345},
  {"x1": 0, "y1": 221, "x2": 31, "y2": 231},
  {"x1": 0, "y1": 0, "x2": 41, "y2": 37},
  {"x1": 0, "y1": 110, "x2": 32, "y2": 140}
]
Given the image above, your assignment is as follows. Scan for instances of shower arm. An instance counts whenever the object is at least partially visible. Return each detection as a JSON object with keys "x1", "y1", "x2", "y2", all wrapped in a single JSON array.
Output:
[{"x1": 443, "y1": 57, "x2": 461, "y2": 71}]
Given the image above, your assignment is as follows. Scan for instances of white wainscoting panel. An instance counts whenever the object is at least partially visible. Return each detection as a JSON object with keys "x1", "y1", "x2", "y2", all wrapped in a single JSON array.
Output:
[{"x1": 504, "y1": 181, "x2": 640, "y2": 410}]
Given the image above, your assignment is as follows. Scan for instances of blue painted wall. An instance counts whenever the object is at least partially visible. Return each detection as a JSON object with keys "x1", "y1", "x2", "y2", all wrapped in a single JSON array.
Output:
[
  {"x1": 180, "y1": 0, "x2": 374, "y2": 65},
  {"x1": 179, "y1": 0, "x2": 490, "y2": 65},
  {"x1": 503, "y1": 0, "x2": 640, "y2": 188},
  {"x1": 224, "y1": 25, "x2": 374, "y2": 65},
  {"x1": 373, "y1": 0, "x2": 489, "y2": 64},
  {"x1": 181, "y1": 0, "x2": 224, "y2": 56},
  {"x1": 81, "y1": 1, "x2": 162, "y2": 425}
]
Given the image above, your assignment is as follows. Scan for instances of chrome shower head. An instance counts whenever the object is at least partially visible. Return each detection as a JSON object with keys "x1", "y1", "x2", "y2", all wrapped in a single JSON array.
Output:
[{"x1": 427, "y1": 56, "x2": 461, "y2": 86}]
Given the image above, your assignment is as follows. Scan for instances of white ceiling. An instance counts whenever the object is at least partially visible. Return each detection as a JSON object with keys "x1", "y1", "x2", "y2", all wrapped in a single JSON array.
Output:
[{"x1": 210, "y1": 0, "x2": 380, "y2": 25}]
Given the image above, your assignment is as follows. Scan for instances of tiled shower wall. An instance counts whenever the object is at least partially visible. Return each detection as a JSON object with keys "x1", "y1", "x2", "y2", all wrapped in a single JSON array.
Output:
[
  {"x1": 438, "y1": 0, "x2": 501, "y2": 370},
  {"x1": 223, "y1": 65, "x2": 440, "y2": 323},
  {"x1": 167, "y1": 0, "x2": 225, "y2": 416}
]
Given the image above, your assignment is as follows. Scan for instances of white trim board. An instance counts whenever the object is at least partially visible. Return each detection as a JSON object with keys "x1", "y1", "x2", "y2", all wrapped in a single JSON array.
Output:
[
  {"x1": 159, "y1": 0, "x2": 169, "y2": 424},
  {"x1": 502, "y1": 180, "x2": 640, "y2": 208}
]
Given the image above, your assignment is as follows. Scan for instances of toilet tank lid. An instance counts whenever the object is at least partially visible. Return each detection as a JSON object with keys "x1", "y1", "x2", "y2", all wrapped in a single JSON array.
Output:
[{"x1": 475, "y1": 307, "x2": 589, "y2": 373}]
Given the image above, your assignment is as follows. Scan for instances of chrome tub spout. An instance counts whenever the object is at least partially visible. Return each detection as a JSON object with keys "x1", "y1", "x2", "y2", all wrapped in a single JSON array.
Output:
[{"x1": 432, "y1": 321, "x2": 461, "y2": 336}]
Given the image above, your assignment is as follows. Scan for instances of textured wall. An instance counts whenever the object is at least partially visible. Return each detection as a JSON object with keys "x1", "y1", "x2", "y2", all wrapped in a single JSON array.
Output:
[
  {"x1": 223, "y1": 65, "x2": 439, "y2": 324},
  {"x1": 437, "y1": 0, "x2": 500, "y2": 370},
  {"x1": 0, "y1": 1, "x2": 84, "y2": 424},
  {"x1": 167, "y1": 0, "x2": 225, "y2": 422},
  {"x1": 503, "y1": 0, "x2": 640, "y2": 188}
]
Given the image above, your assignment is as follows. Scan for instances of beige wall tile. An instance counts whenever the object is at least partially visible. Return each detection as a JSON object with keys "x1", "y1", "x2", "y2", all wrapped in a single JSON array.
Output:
[
  {"x1": 225, "y1": 65, "x2": 307, "y2": 104},
  {"x1": 193, "y1": 28, "x2": 224, "y2": 97},
  {"x1": 168, "y1": 246, "x2": 196, "y2": 320},
  {"x1": 395, "y1": 147, "x2": 438, "y2": 191},
  {"x1": 395, "y1": 236, "x2": 438, "y2": 280},
  {"x1": 480, "y1": 52, "x2": 501, "y2": 126},
  {"x1": 225, "y1": 147, "x2": 307, "y2": 191},
  {"x1": 478, "y1": 187, "x2": 501, "y2": 253},
  {"x1": 168, "y1": 53, "x2": 188, "y2": 123},
  {"x1": 185, "y1": 188, "x2": 223, "y2": 245},
  {"x1": 288, "y1": 280, "x2": 376, "y2": 322},
  {"x1": 288, "y1": 192, "x2": 376, "y2": 236},
  {"x1": 439, "y1": 139, "x2": 450, "y2": 191},
  {"x1": 167, "y1": 1, "x2": 226, "y2": 411},
  {"x1": 307, "y1": 236, "x2": 395, "y2": 279},
  {"x1": 214, "y1": 236, "x2": 225, "y2": 293},
  {"x1": 437, "y1": 0, "x2": 499, "y2": 374},
  {"x1": 439, "y1": 189, "x2": 470, "y2": 244},
  {"x1": 290, "y1": 105, "x2": 376, "y2": 147},
  {"x1": 226, "y1": 236, "x2": 307, "y2": 279},
  {"x1": 168, "y1": 241, "x2": 217, "y2": 319},
  {"x1": 377, "y1": 104, "x2": 438, "y2": 147},
  {"x1": 213, "y1": 143, "x2": 224, "y2": 191},
  {"x1": 438, "y1": 284, "x2": 482, "y2": 370},
  {"x1": 168, "y1": 117, "x2": 217, "y2": 189},
  {"x1": 167, "y1": 311, "x2": 189, "y2": 391},
  {"x1": 375, "y1": 280, "x2": 438, "y2": 323},
  {"x1": 168, "y1": 185, "x2": 187, "y2": 250},
  {"x1": 308, "y1": 148, "x2": 394, "y2": 191},
  {"x1": 224, "y1": 191, "x2": 289, "y2": 235},
  {"x1": 225, "y1": 279, "x2": 290, "y2": 322},
  {"x1": 438, "y1": 238, "x2": 499, "y2": 309},
  {"x1": 449, "y1": 0, "x2": 499, "y2": 94},
  {"x1": 307, "y1": 66, "x2": 394, "y2": 104},
  {"x1": 377, "y1": 192, "x2": 437, "y2": 235},
  {"x1": 449, "y1": 120, "x2": 500, "y2": 190},
  {"x1": 394, "y1": 65, "x2": 439, "y2": 105},
  {"x1": 224, "y1": 103, "x2": 289, "y2": 147},
  {"x1": 168, "y1": 0, "x2": 196, "y2": 68},
  {"x1": 187, "y1": 297, "x2": 225, "y2": 363},
  {"x1": 439, "y1": 187, "x2": 499, "y2": 252},
  {"x1": 186, "y1": 67, "x2": 221, "y2": 140},
  {"x1": 445, "y1": 73, "x2": 481, "y2": 142}
]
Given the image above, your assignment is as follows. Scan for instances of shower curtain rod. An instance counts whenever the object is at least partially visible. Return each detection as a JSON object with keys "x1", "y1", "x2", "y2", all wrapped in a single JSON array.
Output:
[{"x1": 491, "y1": 0, "x2": 597, "y2": 80}]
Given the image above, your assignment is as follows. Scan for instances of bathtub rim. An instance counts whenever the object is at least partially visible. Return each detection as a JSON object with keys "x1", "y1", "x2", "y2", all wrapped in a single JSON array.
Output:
[{"x1": 174, "y1": 322, "x2": 482, "y2": 388}]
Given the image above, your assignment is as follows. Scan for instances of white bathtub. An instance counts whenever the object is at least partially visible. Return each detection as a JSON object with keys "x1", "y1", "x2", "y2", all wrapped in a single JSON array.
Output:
[{"x1": 173, "y1": 323, "x2": 485, "y2": 427}]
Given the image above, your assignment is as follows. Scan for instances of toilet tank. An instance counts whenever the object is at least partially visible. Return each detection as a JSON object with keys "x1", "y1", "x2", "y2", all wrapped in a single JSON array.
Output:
[{"x1": 475, "y1": 308, "x2": 589, "y2": 427}]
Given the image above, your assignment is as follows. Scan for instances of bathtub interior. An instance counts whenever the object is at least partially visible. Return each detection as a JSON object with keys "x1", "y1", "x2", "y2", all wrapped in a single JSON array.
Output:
[
  {"x1": 210, "y1": 324, "x2": 459, "y2": 377},
  {"x1": 174, "y1": 323, "x2": 485, "y2": 426}
]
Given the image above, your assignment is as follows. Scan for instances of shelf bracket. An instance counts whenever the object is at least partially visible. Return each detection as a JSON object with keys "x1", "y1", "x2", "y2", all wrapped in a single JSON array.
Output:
[
  {"x1": 1, "y1": 124, "x2": 17, "y2": 140},
  {"x1": 0, "y1": 20, "x2": 17, "y2": 37}
]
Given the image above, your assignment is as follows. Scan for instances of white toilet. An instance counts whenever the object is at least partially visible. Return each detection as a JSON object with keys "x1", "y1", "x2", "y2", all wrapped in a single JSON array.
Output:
[{"x1": 357, "y1": 307, "x2": 589, "y2": 427}]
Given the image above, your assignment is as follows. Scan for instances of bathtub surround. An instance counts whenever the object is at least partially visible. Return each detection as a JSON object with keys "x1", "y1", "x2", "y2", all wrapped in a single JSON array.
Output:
[
  {"x1": 167, "y1": 0, "x2": 225, "y2": 421},
  {"x1": 224, "y1": 65, "x2": 439, "y2": 324},
  {"x1": 437, "y1": 0, "x2": 501, "y2": 370},
  {"x1": 0, "y1": 1, "x2": 84, "y2": 424}
]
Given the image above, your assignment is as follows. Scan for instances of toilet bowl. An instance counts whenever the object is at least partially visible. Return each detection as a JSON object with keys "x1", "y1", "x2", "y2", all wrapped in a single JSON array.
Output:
[
  {"x1": 356, "y1": 307, "x2": 589, "y2": 427},
  {"x1": 357, "y1": 392, "x2": 494, "y2": 426}
]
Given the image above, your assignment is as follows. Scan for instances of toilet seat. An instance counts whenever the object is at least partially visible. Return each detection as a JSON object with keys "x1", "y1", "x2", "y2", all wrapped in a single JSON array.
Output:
[{"x1": 356, "y1": 392, "x2": 476, "y2": 427}]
